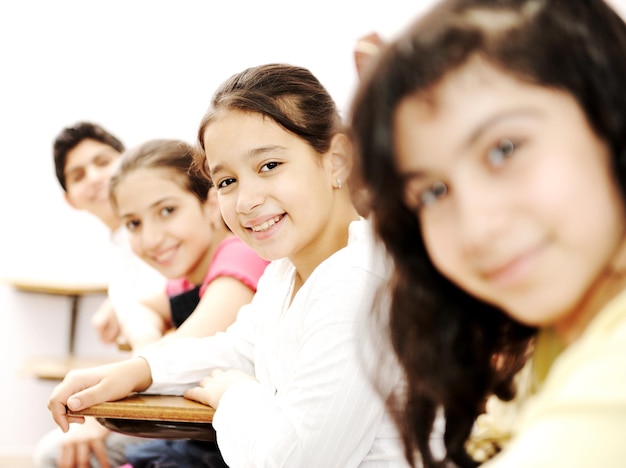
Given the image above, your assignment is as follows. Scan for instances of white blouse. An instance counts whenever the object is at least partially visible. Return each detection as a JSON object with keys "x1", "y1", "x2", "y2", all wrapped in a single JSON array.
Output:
[{"x1": 139, "y1": 219, "x2": 408, "y2": 467}]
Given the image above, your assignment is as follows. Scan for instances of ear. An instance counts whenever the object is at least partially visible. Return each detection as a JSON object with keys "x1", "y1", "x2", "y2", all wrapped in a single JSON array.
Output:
[{"x1": 327, "y1": 133, "x2": 354, "y2": 189}]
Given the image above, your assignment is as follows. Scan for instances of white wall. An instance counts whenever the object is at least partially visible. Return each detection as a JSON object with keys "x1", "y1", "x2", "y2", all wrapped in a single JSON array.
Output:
[
  {"x1": 0, "y1": 0, "x2": 430, "y2": 279},
  {"x1": 0, "y1": 0, "x2": 429, "y2": 457},
  {"x1": 2, "y1": 0, "x2": 626, "y2": 458}
]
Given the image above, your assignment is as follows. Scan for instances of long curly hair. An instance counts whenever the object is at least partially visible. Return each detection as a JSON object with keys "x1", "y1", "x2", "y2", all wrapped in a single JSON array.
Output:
[{"x1": 350, "y1": 0, "x2": 626, "y2": 466}]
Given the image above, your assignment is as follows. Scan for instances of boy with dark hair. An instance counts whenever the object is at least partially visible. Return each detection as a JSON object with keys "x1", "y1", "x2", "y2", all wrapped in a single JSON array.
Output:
[
  {"x1": 34, "y1": 122, "x2": 166, "y2": 468},
  {"x1": 52, "y1": 121, "x2": 165, "y2": 343}
]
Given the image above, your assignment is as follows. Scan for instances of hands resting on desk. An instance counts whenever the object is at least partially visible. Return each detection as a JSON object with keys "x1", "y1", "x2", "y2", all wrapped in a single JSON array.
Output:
[{"x1": 48, "y1": 356, "x2": 256, "y2": 432}]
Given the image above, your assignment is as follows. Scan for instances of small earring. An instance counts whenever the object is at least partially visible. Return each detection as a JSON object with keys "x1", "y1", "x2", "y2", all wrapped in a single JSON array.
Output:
[{"x1": 336, "y1": 178, "x2": 342, "y2": 189}]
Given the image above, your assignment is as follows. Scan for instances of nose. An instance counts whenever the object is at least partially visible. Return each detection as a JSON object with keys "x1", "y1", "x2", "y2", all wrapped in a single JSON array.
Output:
[
  {"x1": 85, "y1": 163, "x2": 106, "y2": 185},
  {"x1": 453, "y1": 176, "x2": 509, "y2": 257},
  {"x1": 140, "y1": 219, "x2": 165, "y2": 252},
  {"x1": 235, "y1": 176, "x2": 264, "y2": 214}
]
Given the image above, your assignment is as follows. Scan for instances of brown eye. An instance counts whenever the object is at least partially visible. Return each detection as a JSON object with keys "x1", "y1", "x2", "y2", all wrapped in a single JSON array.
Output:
[
  {"x1": 125, "y1": 219, "x2": 140, "y2": 231},
  {"x1": 487, "y1": 138, "x2": 516, "y2": 167},
  {"x1": 160, "y1": 207, "x2": 175, "y2": 217},
  {"x1": 419, "y1": 181, "x2": 448, "y2": 207},
  {"x1": 94, "y1": 155, "x2": 114, "y2": 167}
]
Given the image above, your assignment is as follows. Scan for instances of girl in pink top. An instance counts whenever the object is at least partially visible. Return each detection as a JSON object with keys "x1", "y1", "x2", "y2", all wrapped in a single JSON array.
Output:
[{"x1": 109, "y1": 138, "x2": 268, "y2": 350}]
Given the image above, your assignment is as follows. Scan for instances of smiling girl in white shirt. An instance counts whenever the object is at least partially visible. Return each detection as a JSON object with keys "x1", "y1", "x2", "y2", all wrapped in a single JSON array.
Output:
[{"x1": 48, "y1": 63, "x2": 408, "y2": 468}]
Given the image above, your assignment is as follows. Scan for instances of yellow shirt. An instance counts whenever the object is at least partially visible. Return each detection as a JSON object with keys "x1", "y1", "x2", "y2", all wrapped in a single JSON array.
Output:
[{"x1": 477, "y1": 288, "x2": 626, "y2": 467}]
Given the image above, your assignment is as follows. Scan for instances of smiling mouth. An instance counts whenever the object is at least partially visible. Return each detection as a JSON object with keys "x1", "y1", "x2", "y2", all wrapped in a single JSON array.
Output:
[
  {"x1": 151, "y1": 246, "x2": 177, "y2": 264},
  {"x1": 481, "y1": 246, "x2": 543, "y2": 287},
  {"x1": 250, "y1": 215, "x2": 284, "y2": 232}
]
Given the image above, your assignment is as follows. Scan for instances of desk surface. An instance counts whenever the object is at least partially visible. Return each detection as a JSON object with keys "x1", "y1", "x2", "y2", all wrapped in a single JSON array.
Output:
[
  {"x1": 2, "y1": 276, "x2": 108, "y2": 296},
  {"x1": 21, "y1": 355, "x2": 122, "y2": 381},
  {"x1": 68, "y1": 394, "x2": 215, "y2": 423}
]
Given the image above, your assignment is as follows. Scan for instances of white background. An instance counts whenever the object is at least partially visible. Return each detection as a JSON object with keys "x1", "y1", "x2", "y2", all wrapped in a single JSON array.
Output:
[
  {"x1": 0, "y1": 0, "x2": 429, "y2": 457},
  {"x1": 0, "y1": 0, "x2": 431, "y2": 281},
  {"x1": 0, "y1": 0, "x2": 625, "y2": 459}
]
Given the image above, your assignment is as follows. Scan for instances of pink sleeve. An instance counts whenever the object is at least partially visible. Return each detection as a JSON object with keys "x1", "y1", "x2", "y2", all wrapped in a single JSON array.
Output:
[
  {"x1": 199, "y1": 236, "x2": 269, "y2": 297},
  {"x1": 166, "y1": 277, "x2": 194, "y2": 297}
]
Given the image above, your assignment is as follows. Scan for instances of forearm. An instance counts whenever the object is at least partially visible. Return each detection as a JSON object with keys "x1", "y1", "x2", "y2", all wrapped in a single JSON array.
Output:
[
  {"x1": 119, "y1": 304, "x2": 168, "y2": 350},
  {"x1": 138, "y1": 331, "x2": 254, "y2": 395}
]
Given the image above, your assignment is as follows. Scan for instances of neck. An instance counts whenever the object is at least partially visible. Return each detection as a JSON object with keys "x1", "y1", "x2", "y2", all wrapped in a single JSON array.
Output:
[
  {"x1": 290, "y1": 202, "x2": 360, "y2": 299},
  {"x1": 554, "y1": 234, "x2": 626, "y2": 344},
  {"x1": 187, "y1": 230, "x2": 234, "y2": 285}
]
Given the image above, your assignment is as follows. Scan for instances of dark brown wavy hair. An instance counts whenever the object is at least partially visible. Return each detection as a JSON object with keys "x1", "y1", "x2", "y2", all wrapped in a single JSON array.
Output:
[
  {"x1": 109, "y1": 138, "x2": 212, "y2": 211},
  {"x1": 350, "y1": 0, "x2": 626, "y2": 466},
  {"x1": 194, "y1": 63, "x2": 342, "y2": 178}
]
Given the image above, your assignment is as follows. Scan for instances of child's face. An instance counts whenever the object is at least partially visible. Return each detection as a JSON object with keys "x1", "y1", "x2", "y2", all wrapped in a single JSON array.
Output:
[
  {"x1": 64, "y1": 139, "x2": 120, "y2": 221},
  {"x1": 114, "y1": 167, "x2": 215, "y2": 284},
  {"x1": 393, "y1": 58, "x2": 626, "y2": 330},
  {"x1": 203, "y1": 110, "x2": 336, "y2": 265}
]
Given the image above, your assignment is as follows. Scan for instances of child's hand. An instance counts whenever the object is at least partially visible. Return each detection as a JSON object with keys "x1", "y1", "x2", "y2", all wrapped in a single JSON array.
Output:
[
  {"x1": 48, "y1": 357, "x2": 152, "y2": 432},
  {"x1": 184, "y1": 368, "x2": 256, "y2": 409},
  {"x1": 58, "y1": 417, "x2": 112, "y2": 468},
  {"x1": 91, "y1": 299, "x2": 121, "y2": 344}
]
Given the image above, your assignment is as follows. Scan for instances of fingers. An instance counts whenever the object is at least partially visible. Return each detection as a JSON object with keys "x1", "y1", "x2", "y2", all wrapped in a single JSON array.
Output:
[
  {"x1": 58, "y1": 437, "x2": 89, "y2": 468},
  {"x1": 92, "y1": 301, "x2": 121, "y2": 344},
  {"x1": 95, "y1": 316, "x2": 121, "y2": 344},
  {"x1": 208, "y1": 368, "x2": 224, "y2": 380},
  {"x1": 48, "y1": 368, "x2": 110, "y2": 430},
  {"x1": 49, "y1": 398, "x2": 71, "y2": 432},
  {"x1": 49, "y1": 401, "x2": 85, "y2": 432},
  {"x1": 75, "y1": 441, "x2": 91, "y2": 468},
  {"x1": 48, "y1": 369, "x2": 96, "y2": 429},
  {"x1": 183, "y1": 386, "x2": 207, "y2": 405},
  {"x1": 184, "y1": 368, "x2": 241, "y2": 408},
  {"x1": 91, "y1": 438, "x2": 111, "y2": 468},
  {"x1": 65, "y1": 387, "x2": 101, "y2": 412},
  {"x1": 48, "y1": 358, "x2": 153, "y2": 436},
  {"x1": 354, "y1": 32, "x2": 385, "y2": 78},
  {"x1": 100, "y1": 322, "x2": 120, "y2": 344},
  {"x1": 57, "y1": 441, "x2": 75, "y2": 468}
]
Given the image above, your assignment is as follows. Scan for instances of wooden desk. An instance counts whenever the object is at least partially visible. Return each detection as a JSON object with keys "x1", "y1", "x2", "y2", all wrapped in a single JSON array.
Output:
[
  {"x1": 5, "y1": 276, "x2": 108, "y2": 355},
  {"x1": 3, "y1": 276, "x2": 110, "y2": 380},
  {"x1": 20, "y1": 355, "x2": 120, "y2": 381},
  {"x1": 68, "y1": 394, "x2": 216, "y2": 441}
]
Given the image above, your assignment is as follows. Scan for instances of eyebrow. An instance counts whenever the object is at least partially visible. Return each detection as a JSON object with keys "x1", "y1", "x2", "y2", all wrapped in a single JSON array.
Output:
[
  {"x1": 118, "y1": 196, "x2": 178, "y2": 219},
  {"x1": 461, "y1": 107, "x2": 543, "y2": 149},
  {"x1": 399, "y1": 108, "x2": 543, "y2": 183},
  {"x1": 209, "y1": 145, "x2": 286, "y2": 176}
]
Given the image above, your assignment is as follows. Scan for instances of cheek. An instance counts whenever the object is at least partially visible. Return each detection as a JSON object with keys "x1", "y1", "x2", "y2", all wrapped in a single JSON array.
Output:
[
  {"x1": 128, "y1": 235, "x2": 144, "y2": 257},
  {"x1": 67, "y1": 187, "x2": 87, "y2": 205},
  {"x1": 217, "y1": 197, "x2": 237, "y2": 231},
  {"x1": 421, "y1": 216, "x2": 461, "y2": 281}
]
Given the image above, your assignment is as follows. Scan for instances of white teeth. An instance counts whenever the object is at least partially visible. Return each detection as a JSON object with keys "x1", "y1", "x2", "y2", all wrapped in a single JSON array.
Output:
[
  {"x1": 154, "y1": 247, "x2": 176, "y2": 263},
  {"x1": 251, "y1": 215, "x2": 282, "y2": 232}
]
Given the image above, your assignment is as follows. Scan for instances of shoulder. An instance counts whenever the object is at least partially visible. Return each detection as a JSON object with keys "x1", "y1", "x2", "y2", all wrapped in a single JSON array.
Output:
[
  {"x1": 213, "y1": 236, "x2": 268, "y2": 268},
  {"x1": 166, "y1": 277, "x2": 194, "y2": 297},
  {"x1": 523, "y1": 290, "x2": 626, "y2": 421},
  {"x1": 201, "y1": 236, "x2": 269, "y2": 295},
  {"x1": 321, "y1": 218, "x2": 391, "y2": 281},
  {"x1": 256, "y1": 258, "x2": 294, "y2": 284}
]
